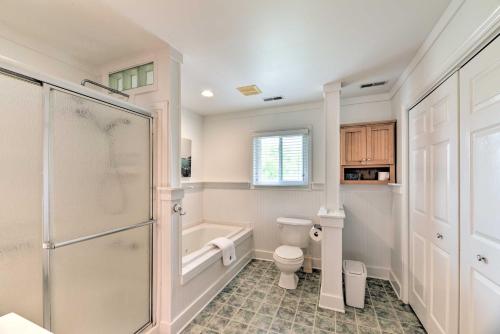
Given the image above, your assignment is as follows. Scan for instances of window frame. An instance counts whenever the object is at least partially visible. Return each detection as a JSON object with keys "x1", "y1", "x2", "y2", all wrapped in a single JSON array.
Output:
[{"x1": 252, "y1": 128, "x2": 312, "y2": 188}]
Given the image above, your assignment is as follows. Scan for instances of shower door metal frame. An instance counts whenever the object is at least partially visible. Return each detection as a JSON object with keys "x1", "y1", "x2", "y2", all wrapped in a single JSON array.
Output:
[{"x1": 40, "y1": 83, "x2": 156, "y2": 333}]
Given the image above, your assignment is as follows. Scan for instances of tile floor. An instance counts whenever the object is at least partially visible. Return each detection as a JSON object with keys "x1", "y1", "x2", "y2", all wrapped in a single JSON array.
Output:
[{"x1": 182, "y1": 259, "x2": 426, "y2": 334}]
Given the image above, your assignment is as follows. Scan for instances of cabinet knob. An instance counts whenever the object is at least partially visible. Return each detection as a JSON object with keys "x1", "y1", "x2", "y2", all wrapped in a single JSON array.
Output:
[
  {"x1": 436, "y1": 233, "x2": 443, "y2": 239},
  {"x1": 476, "y1": 255, "x2": 488, "y2": 263}
]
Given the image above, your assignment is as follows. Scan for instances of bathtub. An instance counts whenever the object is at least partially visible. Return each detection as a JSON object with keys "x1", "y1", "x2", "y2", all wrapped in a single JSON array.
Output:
[{"x1": 181, "y1": 221, "x2": 252, "y2": 284}]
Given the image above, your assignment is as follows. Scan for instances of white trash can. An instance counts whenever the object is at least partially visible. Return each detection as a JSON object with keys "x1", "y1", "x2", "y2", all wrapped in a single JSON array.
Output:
[{"x1": 343, "y1": 260, "x2": 367, "y2": 308}]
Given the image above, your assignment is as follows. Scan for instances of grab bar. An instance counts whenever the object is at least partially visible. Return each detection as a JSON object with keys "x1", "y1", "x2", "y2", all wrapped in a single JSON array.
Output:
[{"x1": 81, "y1": 79, "x2": 129, "y2": 98}]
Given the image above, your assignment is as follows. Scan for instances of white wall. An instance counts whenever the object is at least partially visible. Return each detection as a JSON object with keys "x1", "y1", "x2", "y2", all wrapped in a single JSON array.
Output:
[
  {"x1": 182, "y1": 99, "x2": 395, "y2": 277},
  {"x1": 203, "y1": 102, "x2": 325, "y2": 183},
  {"x1": 389, "y1": 0, "x2": 500, "y2": 300},
  {"x1": 181, "y1": 108, "x2": 205, "y2": 226},
  {"x1": 0, "y1": 26, "x2": 98, "y2": 84},
  {"x1": 340, "y1": 97, "x2": 392, "y2": 124},
  {"x1": 181, "y1": 109, "x2": 204, "y2": 182},
  {"x1": 198, "y1": 102, "x2": 325, "y2": 262},
  {"x1": 340, "y1": 98, "x2": 394, "y2": 278}
]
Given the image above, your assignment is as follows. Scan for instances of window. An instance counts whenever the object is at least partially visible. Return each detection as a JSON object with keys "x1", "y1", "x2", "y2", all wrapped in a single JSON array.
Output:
[
  {"x1": 252, "y1": 129, "x2": 311, "y2": 187},
  {"x1": 109, "y1": 62, "x2": 154, "y2": 92}
]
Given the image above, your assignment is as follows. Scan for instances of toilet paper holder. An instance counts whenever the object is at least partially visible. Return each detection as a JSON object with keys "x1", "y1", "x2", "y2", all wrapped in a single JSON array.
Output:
[{"x1": 311, "y1": 224, "x2": 322, "y2": 238}]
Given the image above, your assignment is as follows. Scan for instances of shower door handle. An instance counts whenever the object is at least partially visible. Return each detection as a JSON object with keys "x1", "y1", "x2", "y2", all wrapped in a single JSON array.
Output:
[{"x1": 172, "y1": 203, "x2": 187, "y2": 216}]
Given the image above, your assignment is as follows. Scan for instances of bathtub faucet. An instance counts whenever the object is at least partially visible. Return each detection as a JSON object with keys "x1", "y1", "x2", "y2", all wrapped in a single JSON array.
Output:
[{"x1": 172, "y1": 203, "x2": 187, "y2": 216}]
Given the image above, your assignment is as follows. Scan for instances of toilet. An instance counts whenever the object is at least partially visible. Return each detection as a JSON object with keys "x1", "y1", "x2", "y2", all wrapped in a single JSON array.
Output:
[{"x1": 273, "y1": 217, "x2": 313, "y2": 289}]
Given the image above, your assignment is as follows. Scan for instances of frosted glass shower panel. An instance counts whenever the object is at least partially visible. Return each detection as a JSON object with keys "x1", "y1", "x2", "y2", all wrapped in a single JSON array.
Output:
[
  {"x1": 0, "y1": 73, "x2": 43, "y2": 324},
  {"x1": 50, "y1": 89, "x2": 151, "y2": 242},
  {"x1": 50, "y1": 225, "x2": 151, "y2": 334}
]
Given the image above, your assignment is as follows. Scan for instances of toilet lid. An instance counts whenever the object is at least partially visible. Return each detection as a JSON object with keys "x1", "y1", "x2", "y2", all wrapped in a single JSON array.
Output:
[{"x1": 275, "y1": 245, "x2": 303, "y2": 260}]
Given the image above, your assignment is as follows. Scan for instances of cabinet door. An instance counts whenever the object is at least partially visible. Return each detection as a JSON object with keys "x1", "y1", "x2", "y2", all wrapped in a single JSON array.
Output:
[
  {"x1": 340, "y1": 126, "x2": 366, "y2": 165},
  {"x1": 459, "y1": 36, "x2": 500, "y2": 334},
  {"x1": 366, "y1": 123, "x2": 394, "y2": 165}
]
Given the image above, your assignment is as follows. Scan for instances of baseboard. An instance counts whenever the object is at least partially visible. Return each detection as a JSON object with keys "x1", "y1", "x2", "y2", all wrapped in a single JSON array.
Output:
[
  {"x1": 319, "y1": 289, "x2": 345, "y2": 313},
  {"x1": 389, "y1": 270, "x2": 402, "y2": 298},
  {"x1": 365, "y1": 265, "x2": 390, "y2": 280},
  {"x1": 253, "y1": 249, "x2": 322, "y2": 269},
  {"x1": 169, "y1": 250, "x2": 253, "y2": 334}
]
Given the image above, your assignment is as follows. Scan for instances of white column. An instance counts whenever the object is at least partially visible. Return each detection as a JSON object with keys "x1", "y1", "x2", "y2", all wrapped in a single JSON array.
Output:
[
  {"x1": 155, "y1": 48, "x2": 184, "y2": 333},
  {"x1": 158, "y1": 187, "x2": 183, "y2": 333},
  {"x1": 318, "y1": 81, "x2": 345, "y2": 312}
]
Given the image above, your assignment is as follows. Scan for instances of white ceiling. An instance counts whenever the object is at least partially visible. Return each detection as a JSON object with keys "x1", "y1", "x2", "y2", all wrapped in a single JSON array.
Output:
[
  {"x1": 0, "y1": 0, "x2": 450, "y2": 114},
  {"x1": 0, "y1": 0, "x2": 166, "y2": 72},
  {"x1": 103, "y1": 0, "x2": 450, "y2": 114}
]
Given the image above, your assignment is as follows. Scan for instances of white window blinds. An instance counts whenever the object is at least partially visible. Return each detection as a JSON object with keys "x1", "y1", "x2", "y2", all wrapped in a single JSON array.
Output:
[{"x1": 252, "y1": 129, "x2": 310, "y2": 186}]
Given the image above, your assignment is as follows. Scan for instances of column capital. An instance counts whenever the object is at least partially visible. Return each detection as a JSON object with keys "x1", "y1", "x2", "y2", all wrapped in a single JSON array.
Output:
[{"x1": 323, "y1": 81, "x2": 342, "y2": 94}]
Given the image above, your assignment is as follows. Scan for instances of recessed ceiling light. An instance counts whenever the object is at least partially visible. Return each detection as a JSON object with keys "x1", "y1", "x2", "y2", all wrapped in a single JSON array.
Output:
[{"x1": 201, "y1": 89, "x2": 214, "y2": 98}]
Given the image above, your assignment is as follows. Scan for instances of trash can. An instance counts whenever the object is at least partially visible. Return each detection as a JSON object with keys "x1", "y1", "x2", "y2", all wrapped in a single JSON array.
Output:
[{"x1": 343, "y1": 260, "x2": 367, "y2": 308}]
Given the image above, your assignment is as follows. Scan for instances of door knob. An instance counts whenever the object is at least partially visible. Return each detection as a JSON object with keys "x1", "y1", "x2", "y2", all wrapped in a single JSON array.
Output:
[
  {"x1": 476, "y1": 254, "x2": 488, "y2": 263},
  {"x1": 436, "y1": 233, "x2": 443, "y2": 239}
]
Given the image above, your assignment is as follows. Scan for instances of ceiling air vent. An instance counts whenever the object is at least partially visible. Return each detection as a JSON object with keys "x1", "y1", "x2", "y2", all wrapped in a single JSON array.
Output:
[
  {"x1": 263, "y1": 96, "x2": 284, "y2": 102},
  {"x1": 237, "y1": 84, "x2": 262, "y2": 96},
  {"x1": 360, "y1": 81, "x2": 387, "y2": 89}
]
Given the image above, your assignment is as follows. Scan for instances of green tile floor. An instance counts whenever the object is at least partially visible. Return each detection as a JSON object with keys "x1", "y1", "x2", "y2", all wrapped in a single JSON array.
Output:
[{"x1": 182, "y1": 259, "x2": 426, "y2": 334}]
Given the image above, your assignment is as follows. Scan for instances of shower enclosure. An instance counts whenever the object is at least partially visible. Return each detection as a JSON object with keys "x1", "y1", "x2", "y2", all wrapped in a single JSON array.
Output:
[{"x1": 0, "y1": 67, "x2": 154, "y2": 333}]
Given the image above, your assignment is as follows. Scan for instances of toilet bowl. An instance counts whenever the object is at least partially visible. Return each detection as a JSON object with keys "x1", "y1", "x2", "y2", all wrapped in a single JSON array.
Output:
[{"x1": 273, "y1": 246, "x2": 304, "y2": 289}]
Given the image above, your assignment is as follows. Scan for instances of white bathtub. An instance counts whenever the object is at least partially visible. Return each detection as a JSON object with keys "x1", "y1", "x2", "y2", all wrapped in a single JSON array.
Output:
[{"x1": 181, "y1": 222, "x2": 252, "y2": 284}]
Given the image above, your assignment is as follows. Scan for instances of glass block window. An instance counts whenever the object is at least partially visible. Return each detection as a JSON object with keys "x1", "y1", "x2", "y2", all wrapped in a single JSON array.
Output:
[{"x1": 109, "y1": 62, "x2": 154, "y2": 92}]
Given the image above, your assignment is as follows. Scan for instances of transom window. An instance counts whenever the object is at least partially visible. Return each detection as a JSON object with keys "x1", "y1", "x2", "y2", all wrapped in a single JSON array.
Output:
[
  {"x1": 252, "y1": 129, "x2": 311, "y2": 187},
  {"x1": 109, "y1": 62, "x2": 154, "y2": 92}
]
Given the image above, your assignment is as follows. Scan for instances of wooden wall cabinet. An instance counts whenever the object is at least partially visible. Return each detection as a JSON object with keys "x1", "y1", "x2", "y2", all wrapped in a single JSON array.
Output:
[{"x1": 340, "y1": 120, "x2": 395, "y2": 184}]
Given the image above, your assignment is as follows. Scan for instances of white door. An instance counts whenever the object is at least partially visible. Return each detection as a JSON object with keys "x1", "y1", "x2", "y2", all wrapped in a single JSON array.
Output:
[
  {"x1": 409, "y1": 73, "x2": 459, "y2": 334},
  {"x1": 459, "y1": 36, "x2": 500, "y2": 334}
]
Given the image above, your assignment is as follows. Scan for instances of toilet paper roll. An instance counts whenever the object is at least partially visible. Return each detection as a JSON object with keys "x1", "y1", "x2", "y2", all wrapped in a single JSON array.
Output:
[{"x1": 309, "y1": 227, "x2": 322, "y2": 242}]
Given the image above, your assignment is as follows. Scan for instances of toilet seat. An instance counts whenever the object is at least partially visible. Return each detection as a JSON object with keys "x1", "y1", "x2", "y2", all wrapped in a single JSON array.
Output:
[{"x1": 274, "y1": 245, "x2": 303, "y2": 262}]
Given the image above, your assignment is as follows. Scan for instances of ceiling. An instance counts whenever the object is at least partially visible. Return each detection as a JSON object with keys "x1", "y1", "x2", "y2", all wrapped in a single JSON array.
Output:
[
  {"x1": 103, "y1": 0, "x2": 450, "y2": 114},
  {"x1": 0, "y1": 0, "x2": 450, "y2": 115},
  {"x1": 0, "y1": 0, "x2": 166, "y2": 72}
]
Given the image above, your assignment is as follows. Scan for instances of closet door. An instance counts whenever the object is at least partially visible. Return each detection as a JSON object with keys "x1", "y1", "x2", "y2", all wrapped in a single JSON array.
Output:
[
  {"x1": 459, "y1": 37, "x2": 500, "y2": 333},
  {"x1": 409, "y1": 73, "x2": 459, "y2": 334}
]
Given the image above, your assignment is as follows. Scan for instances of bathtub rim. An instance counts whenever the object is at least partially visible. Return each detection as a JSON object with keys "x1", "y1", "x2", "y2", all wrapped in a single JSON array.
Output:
[
  {"x1": 182, "y1": 222, "x2": 244, "y2": 264},
  {"x1": 180, "y1": 221, "x2": 253, "y2": 285}
]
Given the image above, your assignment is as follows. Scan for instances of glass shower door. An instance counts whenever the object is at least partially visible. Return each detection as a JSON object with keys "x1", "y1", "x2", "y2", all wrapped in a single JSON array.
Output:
[
  {"x1": 0, "y1": 72, "x2": 44, "y2": 325},
  {"x1": 46, "y1": 87, "x2": 153, "y2": 334}
]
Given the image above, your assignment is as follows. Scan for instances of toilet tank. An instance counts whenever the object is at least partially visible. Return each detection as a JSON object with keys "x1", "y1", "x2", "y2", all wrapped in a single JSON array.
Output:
[{"x1": 276, "y1": 217, "x2": 313, "y2": 248}]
